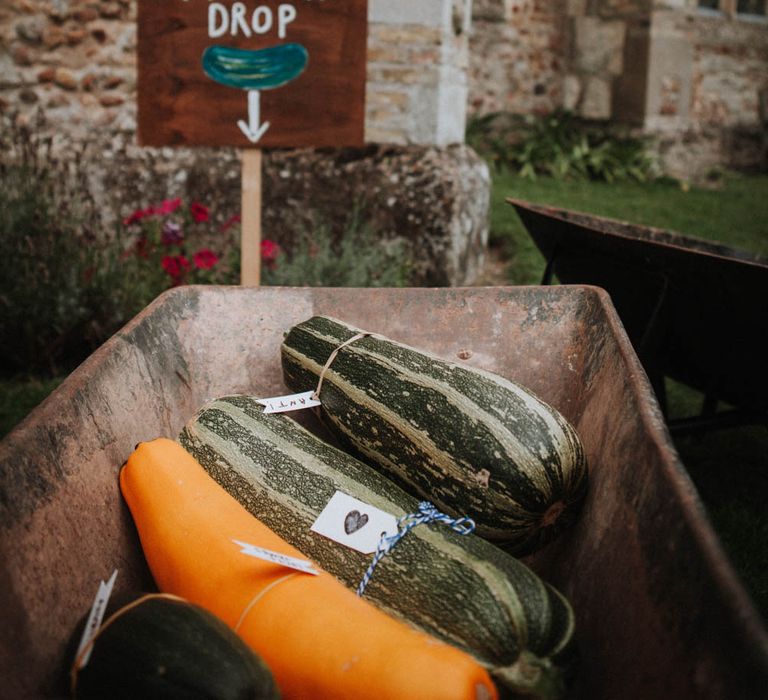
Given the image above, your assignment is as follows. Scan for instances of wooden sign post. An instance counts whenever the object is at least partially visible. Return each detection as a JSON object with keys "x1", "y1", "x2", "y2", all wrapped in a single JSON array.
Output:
[
  {"x1": 240, "y1": 149, "x2": 263, "y2": 286},
  {"x1": 136, "y1": 1, "x2": 368, "y2": 285}
]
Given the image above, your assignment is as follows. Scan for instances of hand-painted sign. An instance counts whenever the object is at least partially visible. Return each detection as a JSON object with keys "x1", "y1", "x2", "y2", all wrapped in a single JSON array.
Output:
[{"x1": 137, "y1": 1, "x2": 368, "y2": 147}]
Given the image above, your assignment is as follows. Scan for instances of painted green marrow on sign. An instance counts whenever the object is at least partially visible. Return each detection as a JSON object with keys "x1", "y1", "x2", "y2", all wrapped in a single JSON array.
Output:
[
  {"x1": 280, "y1": 316, "x2": 589, "y2": 555},
  {"x1": 202, "y1": 43, "x2": 308, "y2": 90},
  {"x1": 179, "y1": 395, "x2": 576, "y2": 699}
]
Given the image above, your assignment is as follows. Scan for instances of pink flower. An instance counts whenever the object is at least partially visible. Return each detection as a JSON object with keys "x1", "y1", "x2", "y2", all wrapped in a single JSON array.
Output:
[
  {"x1": 123, "y1": 198, "x2": 181, "y2": 225},
  {"x1": 190, "y1": 202, "x2": 210, "y2": 223},
  {"x1": 161, "y1": 254, "x2": 190, "y2": 283},
  {"x1": 155, "y1": 198, "x2": 182, "y2": 216},
  {"x1": 134, "y1": 236, "x2": 151, "y2": 259},
  {"x1": 123, "y1": 207, "x2": 153, "y2": 226},
  {"x1": 193, "y1": 248, "x2": 219, "y2": 270},
  {"x1": 261, "y1": 239, "x2": 280, "y2": 263},
  {"x1": 220, "y1": 214, "x2": 241, "y2": 232},
  {"x1": 161, "y1": 221, "x2": 184, "y2": 246}
]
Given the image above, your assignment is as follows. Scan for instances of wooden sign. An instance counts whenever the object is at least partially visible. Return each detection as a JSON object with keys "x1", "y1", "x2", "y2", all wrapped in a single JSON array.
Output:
[{"x1": 137, "y1": 1, "x2": 368, "y2": 148}]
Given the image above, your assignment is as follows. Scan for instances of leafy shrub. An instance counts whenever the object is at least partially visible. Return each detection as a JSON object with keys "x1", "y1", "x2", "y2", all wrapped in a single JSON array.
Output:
[
  {"x1": 467, "y1": 110, "x2": 660, "y2": 183},
  {"x1": 0, "y1": 114, "x2": 114, "y2": 376},
  {"x1": 116, "y1": 197, "x2": 242, "y2": 311},
  {"x1": 261, "y1": 209, "x2": 410, "y2": 288},
  {"x1": 465, "y1": 112, "x2": 513, "y2": 173},
  {"x1": 0, "y1": 115, "x2": 411, "y2": 376},
  {"x1": 118, "y1": 202, "x2": 411, "y2": 290}
]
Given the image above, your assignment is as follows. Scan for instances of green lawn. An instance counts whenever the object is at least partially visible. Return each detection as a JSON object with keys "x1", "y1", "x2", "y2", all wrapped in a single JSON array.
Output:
[
  {"x1": 0, "y1": 376, "x2": 64, "y2": 437},
  {"x1": 489, "y1": 170, "x2": 768, "y2": 285}
]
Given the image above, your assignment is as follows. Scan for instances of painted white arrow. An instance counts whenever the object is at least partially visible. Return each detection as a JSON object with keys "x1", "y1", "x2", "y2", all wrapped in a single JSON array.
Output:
[{"x1": 237, "y1": 90, "x2": 271, "y2": 143}]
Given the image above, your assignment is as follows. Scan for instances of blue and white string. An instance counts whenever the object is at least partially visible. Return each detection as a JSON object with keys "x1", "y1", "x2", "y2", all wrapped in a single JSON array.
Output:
[{"x1": 356, "y1": 501, "x2": 476, "y2": 597}]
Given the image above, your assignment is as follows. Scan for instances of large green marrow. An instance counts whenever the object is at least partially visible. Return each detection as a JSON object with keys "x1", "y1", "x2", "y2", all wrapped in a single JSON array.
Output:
[
  {"x1": 179, "y1": 395, "x2": 577, "y2": 699},
  {"x1": 280, "y1": 316, "x2": 588, "y2": 554}
]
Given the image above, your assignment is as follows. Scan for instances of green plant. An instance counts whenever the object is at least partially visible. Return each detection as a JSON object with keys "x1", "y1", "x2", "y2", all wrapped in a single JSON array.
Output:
[
  {"x1": 116, "y1": 198, "x2": 243, "y2": 305},
  {"x1": 465, "y1": 112, "x2": 513, "y2": 173},
  {"x1": 0, "y1": 114, "x2": 114, "y2": 376},
  {"x1": 118, "y1": 202, "x2": 411, "y2": 291},
  {"x1": 261, "y1": 209, "x2": 410, "y2": 287},
  {"x1": 0, "y1": 118, "x2": 408, "y2": 376},
  {"x1": 468, "y1": 110, "x2": 659, "y2": 183}
]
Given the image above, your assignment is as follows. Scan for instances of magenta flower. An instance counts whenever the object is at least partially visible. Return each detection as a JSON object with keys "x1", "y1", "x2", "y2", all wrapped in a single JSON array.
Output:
[
  {"x1": 155, "y1": 198, "x2": 182, "y2": 216},
  {"x1": 123, "y1": 207, "x2": 153, "y2": 226},
  {"x1": 220, "y1": 214, "x2": 241, "y2": 232},
  {"x1": 193, "y1": 248, "x2": 219, "y2": 270},
  {"x1": 161, "y1": 221, "x2": 184, "y2": 246},
  {"x1": 261, "y1": 239, "x2": 280, "y2": 262},
  {"x1": 161, "y1": 254, "x2": 190, "y2": 283},
  {"x1": 190, "y1": 202, "x2": 210, "y2": 223}
]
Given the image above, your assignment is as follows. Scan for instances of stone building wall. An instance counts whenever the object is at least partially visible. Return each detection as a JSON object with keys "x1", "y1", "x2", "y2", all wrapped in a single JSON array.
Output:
[
  {"x1": 634, "y1": 3, "x2": 768, "y2": 177},
  {"x1": 467, "y1": 0, "x2": 768, "y2": 177},
  {"x1": 564, "y1": 0, "x2": 640, "y2": 121},
  {"x1": 688, "y1": 11, "x2": 768, "y2": 132},
  {"x1": 468, "y1": 0, "x2": 569, "y2": 116},
  {"x1": 368, "y1": 0, "x2": 473, "y2": 144},
  {"x1": 0, "y1": 0, "x2": 137, "y2": 137}
]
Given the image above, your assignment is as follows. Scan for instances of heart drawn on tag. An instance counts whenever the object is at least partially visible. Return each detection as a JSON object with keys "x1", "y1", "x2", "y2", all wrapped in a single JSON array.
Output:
[{"x1": 344, "y1": 510, "x2": 369, "y2": 535}]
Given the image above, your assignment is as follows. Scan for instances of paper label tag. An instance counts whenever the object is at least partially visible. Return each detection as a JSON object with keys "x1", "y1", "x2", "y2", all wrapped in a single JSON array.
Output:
[
  {"x1": 311, "y1": 491, "x2": 399, "y2": 554},
  {"x1": 233, "y1": 540, "x2": 319, "y2": 575},
  {"x1": 75, "y1": 569, "x2": 118, "y2": 669},
  {"x1": 256, "y1": 391, "x2": 321, "y2": 414}
]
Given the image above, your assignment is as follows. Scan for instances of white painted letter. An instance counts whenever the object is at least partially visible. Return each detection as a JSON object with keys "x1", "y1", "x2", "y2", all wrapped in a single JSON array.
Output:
[
  {"x1": 231, "y1": 2, "x2": 252, "y2": 37},
  {"x1": 278, "y1": 4, "x2": 297, "y2": 39},
  {"x1": 208, "y1": 3, "x2": 228, "y2": 38},
  {"x1": 252, "y1": 6, "x2": 273, "y2": 35}
]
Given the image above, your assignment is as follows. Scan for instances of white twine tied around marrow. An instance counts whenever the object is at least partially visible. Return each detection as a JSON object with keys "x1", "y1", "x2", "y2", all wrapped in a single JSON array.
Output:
[
  {"x1": 308, "y1": 334, "x2": 478, "y2": 596},
  {"x1": 311, "y1": 331, "x2": 371, "y2": 401},
  {"x1": 357, "y1": 502, "x2": 476, "y2": 596}
]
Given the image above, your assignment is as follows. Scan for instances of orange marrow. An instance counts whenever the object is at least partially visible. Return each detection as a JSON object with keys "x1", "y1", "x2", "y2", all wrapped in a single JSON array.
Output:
[{"x1": 120, "y1": 438, "x2": 498, "y2": 700}]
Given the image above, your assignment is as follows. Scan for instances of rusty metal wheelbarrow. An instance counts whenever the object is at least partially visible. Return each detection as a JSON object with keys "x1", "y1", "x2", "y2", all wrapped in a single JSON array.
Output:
[
  {"x1": 1, "y1": 286, "x2": 767, "y2": 698},
  {"x1": 508, "y1": 198, "x2": 768, "y2": 434}
]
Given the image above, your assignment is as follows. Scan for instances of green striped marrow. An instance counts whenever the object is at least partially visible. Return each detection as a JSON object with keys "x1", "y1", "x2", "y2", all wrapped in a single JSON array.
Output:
[
  {"x1": 280, "y1": 316, "x2": 588, "y2": 555},
  {"x1": 179, "y1": 395, "x2": 577, "y2": 700}
]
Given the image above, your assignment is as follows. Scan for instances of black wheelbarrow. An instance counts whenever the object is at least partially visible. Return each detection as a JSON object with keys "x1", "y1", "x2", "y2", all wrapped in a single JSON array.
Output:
[{"x1": 508, "y1": 198, "x2": 768, "y2": 434}]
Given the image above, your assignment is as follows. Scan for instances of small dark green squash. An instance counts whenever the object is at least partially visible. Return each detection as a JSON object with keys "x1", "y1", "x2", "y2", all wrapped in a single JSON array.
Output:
[{"x1": 72, "y1": 594, "x2": 279, "y2": 700}]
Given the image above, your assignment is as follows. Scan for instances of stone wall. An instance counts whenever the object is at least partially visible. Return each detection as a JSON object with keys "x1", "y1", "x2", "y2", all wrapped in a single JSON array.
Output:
[
  {"x1": 0, "y1": 0, "x2": 137, "y2": 136},
  {"x1": 368, "y1": 0, "x2": 473, "y2": 144},
  {"x1": 468, "y1": 0, "x2": 568, "y2": 116},
  {"x1": 566, "y1": 0, "x2": 639, "y2": 121},
  {"x1": 641, "y1": 4, "x2": 768, "y2": 177},
  {"x1": 467, "y1": 0, "x2": 768, "y2": 178}
]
